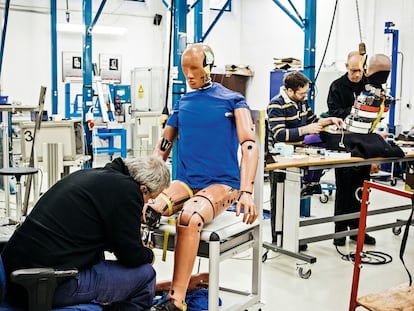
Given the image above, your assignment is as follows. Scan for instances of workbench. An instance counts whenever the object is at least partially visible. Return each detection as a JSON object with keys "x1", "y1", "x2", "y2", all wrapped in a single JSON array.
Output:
[{"x1": 262, "y1": 149, "x2": 414, "y2": 278}]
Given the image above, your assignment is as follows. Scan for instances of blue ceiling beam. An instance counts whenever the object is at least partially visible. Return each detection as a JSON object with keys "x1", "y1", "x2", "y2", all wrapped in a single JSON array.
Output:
[
  {"x1": 50, "y1": 0, "x2": 58, "y2": 114},
  {"x1": 0, "y1": 0, "x2": 11, "y2": 79}
]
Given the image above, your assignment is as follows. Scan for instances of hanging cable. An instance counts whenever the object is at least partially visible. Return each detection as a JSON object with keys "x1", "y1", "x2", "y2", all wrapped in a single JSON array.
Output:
[
  {"x1": 65, "y1": 0, "x2": 70, "y2": 23},
  {"x1": 160, "y1": 0, "x2": 175, "y2": 128},
  {"x1": 355, "y1": 0, "x2": 363, "y2": 43},
  {"x1": 314, "y1": 0, "x2": 338, "y2": 82},
  {"x1": 355, "y1": 0, "x2": 367, "y2": 73}
]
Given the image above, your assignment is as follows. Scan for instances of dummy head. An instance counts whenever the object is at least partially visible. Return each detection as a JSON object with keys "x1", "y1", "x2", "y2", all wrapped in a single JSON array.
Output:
[
  {"x1": 181, "y1": 43, "x2": 215, "y2": 89},
  {"x1": 365, "y1": 53, "x2": 391, "y2": 87},
  {"x1": 345, "y1": 51, "x2": 363, "y2": 83}
]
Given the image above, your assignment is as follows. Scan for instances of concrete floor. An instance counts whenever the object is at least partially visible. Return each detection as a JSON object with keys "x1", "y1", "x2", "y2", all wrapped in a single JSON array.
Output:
[{"x1": 1, "y1": 161, "x2": 413, "y2": 311}]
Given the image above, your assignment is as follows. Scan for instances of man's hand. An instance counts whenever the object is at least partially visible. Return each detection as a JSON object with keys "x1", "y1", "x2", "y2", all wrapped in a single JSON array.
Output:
[
  {"x1": 329, "y1": 117, "x2": 344, "y2": 129},
  {"x1": 303, "y1": 123, "x2": 323, "y2": 135},
  {"x1": 318, "y1": 117, "x2": 344, "y2": 129},
  {"x1": 142, "y1": 204, "x2": 161, "y2": 230},
  {"x1": 370, "y1": 163, "x2": 381, "y2": 174},
  {"x1": 236, "y1": 191, "x2": 258, "y2": 224}
]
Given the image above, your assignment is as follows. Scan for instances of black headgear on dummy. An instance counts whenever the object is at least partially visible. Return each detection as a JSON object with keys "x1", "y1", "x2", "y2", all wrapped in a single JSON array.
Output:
[{"x1": 366, "y1": 71, "x2": 390, "y2": 88}]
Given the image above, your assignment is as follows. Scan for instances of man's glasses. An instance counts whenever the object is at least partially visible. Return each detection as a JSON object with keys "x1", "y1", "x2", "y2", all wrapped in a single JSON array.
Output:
[{"x1": 295, "y1": 90, "x2": 308, "y2": 96}]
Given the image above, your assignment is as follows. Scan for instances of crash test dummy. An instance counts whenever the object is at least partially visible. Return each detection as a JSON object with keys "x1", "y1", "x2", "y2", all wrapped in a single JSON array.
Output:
[
  {"x1": 144, "y1": 43, "x2": 259, "y2": 311},
  {"x1": 328, "y1": 53, "x2": 392, "y2": 247}
]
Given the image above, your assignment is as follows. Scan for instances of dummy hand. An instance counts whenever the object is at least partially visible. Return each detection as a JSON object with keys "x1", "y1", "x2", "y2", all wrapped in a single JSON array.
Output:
[{"x1": 236, "y1": 191, "x2": 258, "y2": 224}]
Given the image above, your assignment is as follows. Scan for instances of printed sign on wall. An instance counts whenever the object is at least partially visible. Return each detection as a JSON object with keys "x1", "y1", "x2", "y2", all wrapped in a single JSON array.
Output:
[
  {"x1": 99, "y1": 53, "x2": 122, "y2": 83},
  {"x1": 62, "y1": 51, "x2": 83, "y2": 82}
]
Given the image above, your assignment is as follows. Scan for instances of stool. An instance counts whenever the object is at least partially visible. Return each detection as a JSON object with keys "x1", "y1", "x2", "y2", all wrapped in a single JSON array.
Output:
[
  {"x1": 0, "y1": 167, "x2": 38, "y2": 221},
  {"x1": 93, "y1": 128, "x2": 127, "y2": 158},
  {"x1": 153, "y1": 211, "x2": 261, "y2": 311}
]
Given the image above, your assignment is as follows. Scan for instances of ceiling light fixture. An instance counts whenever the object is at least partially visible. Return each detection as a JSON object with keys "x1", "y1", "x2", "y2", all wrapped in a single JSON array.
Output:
[{"x1": 56, "y1": 23, "x2": 127, "y2": 36}]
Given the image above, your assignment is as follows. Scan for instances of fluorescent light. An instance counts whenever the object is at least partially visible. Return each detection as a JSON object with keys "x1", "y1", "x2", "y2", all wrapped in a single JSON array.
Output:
[{"x1": 56, "y1": 23, "x2": 127, "y2": 36}]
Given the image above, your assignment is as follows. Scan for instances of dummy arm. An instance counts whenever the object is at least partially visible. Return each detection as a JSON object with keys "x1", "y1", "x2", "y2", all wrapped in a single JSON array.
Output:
[
  {"x1": 153, "y1": 125, "x2": 178, "y2": 161},
  {"x1": 234, "y1": 108, "x2": 259, "y2": 224}
]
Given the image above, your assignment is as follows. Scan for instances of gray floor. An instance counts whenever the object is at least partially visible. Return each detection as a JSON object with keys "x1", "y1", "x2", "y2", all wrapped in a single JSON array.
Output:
[
  {"x1": 152, "y1": 173, "x2": 414, "y2": 311},
  {"x1": 1, "y1": 165, "x2": 413, "y2": 311}
]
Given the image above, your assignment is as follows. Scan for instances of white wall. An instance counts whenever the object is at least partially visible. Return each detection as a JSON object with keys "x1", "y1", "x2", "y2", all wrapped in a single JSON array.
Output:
[
  {"x1": 235, "y1": 0, "x2": 414, "y2": 131},
  {"x1": 0, "y1": 0, "x2": 169, "y2": 115},
  {"x1": 1, "y1": 0, "x2": 413, "y2": 132}
]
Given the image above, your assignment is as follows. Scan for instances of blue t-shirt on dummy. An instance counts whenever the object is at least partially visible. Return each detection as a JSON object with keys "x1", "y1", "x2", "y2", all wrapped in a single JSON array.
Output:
[{"x1": 167, "y1": 82, "x2": 249, "y2": 189}]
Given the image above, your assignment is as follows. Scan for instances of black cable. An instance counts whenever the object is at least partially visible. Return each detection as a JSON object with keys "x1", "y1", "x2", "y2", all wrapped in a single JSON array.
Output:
[
  {"x1": 314, "y1": 0, "x2": 338, "y2": 83},
  {"x1": 335, "y1": 245, "x2": 393, "y2": 265},
  {"x1": 161, "y1": 0, "x2": 175, "y2": 128}
]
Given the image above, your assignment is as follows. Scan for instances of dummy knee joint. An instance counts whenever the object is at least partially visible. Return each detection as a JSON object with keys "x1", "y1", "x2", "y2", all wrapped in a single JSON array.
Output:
[{"x1": 177, "y1": 210, "x2": 204, "y2": 231}]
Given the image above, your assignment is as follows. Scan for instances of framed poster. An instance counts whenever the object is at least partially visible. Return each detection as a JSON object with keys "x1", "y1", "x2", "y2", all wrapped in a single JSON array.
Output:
[
  {"x1": 62, "y1": 51, "x2": 83, "y2": 82},
  {"x1": 99, "y1": 53, "x2": 122, "y2": 83}
]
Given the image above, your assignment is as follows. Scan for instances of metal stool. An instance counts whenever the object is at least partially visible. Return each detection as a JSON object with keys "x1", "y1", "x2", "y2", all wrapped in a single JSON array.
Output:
[{"x1": 0, "y1": 167, "x2": 38, "y2": 221}]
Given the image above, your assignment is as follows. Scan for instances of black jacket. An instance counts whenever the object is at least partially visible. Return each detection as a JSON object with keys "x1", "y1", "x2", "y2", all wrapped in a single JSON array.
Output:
[
  {"x1": 2, "y1": 158, "x2": 153, "y2": 283},
  {"x1": 327, "y1": 73, "x2": 366, "y2": 120}
]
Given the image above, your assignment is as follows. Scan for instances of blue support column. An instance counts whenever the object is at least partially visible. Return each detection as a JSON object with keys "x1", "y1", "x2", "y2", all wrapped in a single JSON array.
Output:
[
  {"x1": 303, "y1": 0, "x2": 316, "y2": 111},
  {"x1": 193, "y1": 0, "x2": 203, "y2": 43},
  {"x1": 171, "y1": 0, "x2": 188, "y2": 178},
  {"x1": 271, "y1": 0, "x2": 317, "y2": 217},
  {"x1": 0, "y1": 0, "x2": 10, "y2": 78},
  {"x1": 82, "y1": 0, "x2": 94, "y2": 164},
  {"x1": 384, "y1": 22, "x2": 399, "y2": 134},
  {"x1": 301, "y1": 0, "x2": 316, "y2": 218},
  {"x1": 50, "y1": 0, "x2": 58, "y2": 115}
]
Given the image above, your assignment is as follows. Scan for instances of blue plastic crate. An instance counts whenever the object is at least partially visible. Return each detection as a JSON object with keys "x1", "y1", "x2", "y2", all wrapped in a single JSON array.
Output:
[{"x1": 0, "y1": 96, "x2": 8, "y2": 104}]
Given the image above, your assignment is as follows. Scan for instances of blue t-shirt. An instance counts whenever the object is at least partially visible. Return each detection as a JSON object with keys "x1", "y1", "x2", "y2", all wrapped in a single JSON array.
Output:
[{"x1": 167, "y1": 82, "x2": 249, "y2": 189}]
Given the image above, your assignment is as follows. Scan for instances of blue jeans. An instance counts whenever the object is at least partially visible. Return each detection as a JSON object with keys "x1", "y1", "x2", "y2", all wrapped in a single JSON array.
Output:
[{"x1": 53, "y1": 261, "x2": 156, "y2": 311}]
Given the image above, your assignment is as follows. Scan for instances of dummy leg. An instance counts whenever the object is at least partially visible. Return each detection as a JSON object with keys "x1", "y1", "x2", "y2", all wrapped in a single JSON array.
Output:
[
  {"x1": 168, "y1": 184, "x2": 238, "y2": 309},
  {"x1": 156, "y1": 180, "x2": 194, "y2": 215}
]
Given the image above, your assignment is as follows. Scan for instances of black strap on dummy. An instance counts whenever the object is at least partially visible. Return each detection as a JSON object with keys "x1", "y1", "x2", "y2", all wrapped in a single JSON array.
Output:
[{"x1": 400, "y1": 193, "x2": 414, "y2": 286}]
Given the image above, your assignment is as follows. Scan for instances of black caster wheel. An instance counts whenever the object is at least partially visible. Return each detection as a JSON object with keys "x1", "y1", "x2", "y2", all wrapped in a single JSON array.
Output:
[
  {"x1": 298, "y1": 266, "x2": 312, "y2": 279},
  {"x1": 319, "y1": 193, "x2": 329, "y2": 204},
  {"x1": 392, "y1": 226, "x2": 402, "y2": 235},
  {"x1": 390, "y1": 178, "x2": 397, "y2": 186}
]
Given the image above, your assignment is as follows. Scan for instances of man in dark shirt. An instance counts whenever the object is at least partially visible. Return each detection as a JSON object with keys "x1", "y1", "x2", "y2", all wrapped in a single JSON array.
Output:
[
  {"x1": 327, "y1": 51, "x2": 366, "y2": 120},
  {"x1": 327, "y1": 51, "x2": 376, "y2": 246},
  {"x1": 1, "y1": 156, "x2": 171, "y2": 310}
]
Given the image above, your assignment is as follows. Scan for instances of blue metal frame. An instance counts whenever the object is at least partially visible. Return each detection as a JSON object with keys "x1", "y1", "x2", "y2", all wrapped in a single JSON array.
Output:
[
  {"x1": 384, "y1": 21, "x2": 399, "y2": 134},
  {"x1": 199, "y1": 0, "x2": 231, "y2": 42},
  {"x1": 82, "y1": 0, "x2": 94, "y2": 162},
  {"x1": 50, "y1": 0, "x2": 58, "y2": 115},
  {"x1": 193, "y1": 0, "x2": 203, "y2": 43},
  {"x1": 271, "y1": 0, "x2": 316, "y2": 110},
  {"x1": 170, "y1": 0, "x2": 188, "y2": 178},
  {"x1": 81, "y1": 0, "x2": 108, "y2": 163},
  {"x1": 0, "y1": 0, "x2": 11, "y2": 80},
  {"x1": 271, "y1": 0, "x2": 316, "y2": 217}
]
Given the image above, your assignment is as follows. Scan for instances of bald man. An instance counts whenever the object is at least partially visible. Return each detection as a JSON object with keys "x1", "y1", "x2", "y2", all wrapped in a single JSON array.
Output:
[
  {"x1": 327, "y1": 51, "x2": 366, "y2": 120},
  {"x1": 145, "y1": 43, "x2": 259, "y2": 311}
]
